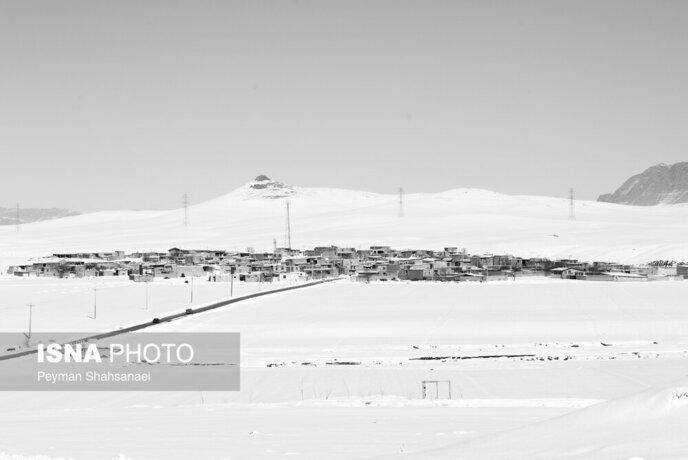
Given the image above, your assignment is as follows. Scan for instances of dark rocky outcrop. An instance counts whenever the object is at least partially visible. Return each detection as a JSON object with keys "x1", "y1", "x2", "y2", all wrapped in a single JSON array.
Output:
[{"x1": 598, "y1": 162, "x2": 688, "y2": 205}]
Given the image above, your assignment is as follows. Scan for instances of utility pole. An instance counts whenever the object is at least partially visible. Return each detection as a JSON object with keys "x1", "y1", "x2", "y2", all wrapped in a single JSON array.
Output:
[
  {"x1": 398, "y1": 188, "x2": 404, "y2": 218},
  {"x1": 569, "y1": 188, "x2": 576, "y2": 221},
  {"x1": 15, "y1": 203, "x2": 20, "y2": 232},
  {"x1": 230, "y1": 267, "x2": 234, "y2": 298},
  {"x1": 145, "y1": 281, "x2": 149, "y2": 310},
  {"x1": 183, "y1": 193, "x2": 190, "y2": 226},
  {"x1": 89, "y1": 286, "x2": 97, "y2": 319},
  {"x1": 285, "y1": 200, "x2": 292, "y2": 249},
  {"x1": 24, "y1": 304, "x2": 33, "y2": 342},
  {"x1": 190, "y1": 277, "x2": 194, "y2": 304}
]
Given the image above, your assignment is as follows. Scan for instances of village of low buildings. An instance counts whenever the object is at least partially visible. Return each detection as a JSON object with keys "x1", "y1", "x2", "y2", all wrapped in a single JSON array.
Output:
[{"x1": 7, "y1": 246, "x2": 688, "y2": 283}]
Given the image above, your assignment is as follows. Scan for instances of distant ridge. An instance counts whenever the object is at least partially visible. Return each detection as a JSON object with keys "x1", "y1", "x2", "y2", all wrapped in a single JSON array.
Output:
[
  {"x1": 598, "y1": 162, "x2": 688, "y2": 206},
  {"x1": 0, "y1": 206, "x2": 79, "y2": 226}
]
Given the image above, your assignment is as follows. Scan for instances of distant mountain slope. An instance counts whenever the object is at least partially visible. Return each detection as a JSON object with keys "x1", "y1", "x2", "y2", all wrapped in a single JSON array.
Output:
[
  {"x1": 1, "y1": 174, "x2": 688, "y2": 265},
  {"x1": 598, "y1": 162, "x2": 688, "y2": 205},
  {"x1": 0, "y1": 206, "x2": 79, "y2": 226}
]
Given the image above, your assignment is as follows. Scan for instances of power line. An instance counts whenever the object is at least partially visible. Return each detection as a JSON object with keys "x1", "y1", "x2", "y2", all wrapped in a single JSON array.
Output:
[
  {"x1": 398, "y1": 187, "x2": 404, "y2": 218},
  {"x1": 569, "y1": 188, "x2": 576, "y2": 220},
  {"x1": 285, "y1": 200, "x2": 292, "y2": 249},
  {"x1": 183, "y1": 193, "x2": 190, "y2": 226}
]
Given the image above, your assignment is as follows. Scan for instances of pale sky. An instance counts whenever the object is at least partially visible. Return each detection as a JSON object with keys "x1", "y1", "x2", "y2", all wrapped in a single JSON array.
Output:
[{"x1": 1, "y1": 0, "x2": 687, "y2": 211}]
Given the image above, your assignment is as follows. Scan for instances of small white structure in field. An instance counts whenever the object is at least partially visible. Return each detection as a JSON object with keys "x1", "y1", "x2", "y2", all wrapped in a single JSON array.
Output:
[{"x1": 421, "y1": 380, "x2": 452, "y2": 399}]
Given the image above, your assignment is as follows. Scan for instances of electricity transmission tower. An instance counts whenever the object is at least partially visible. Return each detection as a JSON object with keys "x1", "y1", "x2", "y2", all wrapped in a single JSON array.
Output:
[
  {"x1": 285, "y1": 201, "x2": 292, "y2": 249},
  {"x1": 569, "y1": 188, "x2": 576, "y2": 220},
  {"x1": 398, "y1": 188, "x2": 404, "y2": 218},
  {"x1": 183, "y1": 193, "x2": 190, "y2": 226}
]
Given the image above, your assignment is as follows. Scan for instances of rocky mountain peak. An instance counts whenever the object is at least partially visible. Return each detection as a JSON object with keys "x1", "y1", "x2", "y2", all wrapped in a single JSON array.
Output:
[
  {"x1": 244, "y1": 175, "x2": 296, "y2": 199},
  {"x1": 598, "y1": 162, "x2": 688, "y2": 205}
]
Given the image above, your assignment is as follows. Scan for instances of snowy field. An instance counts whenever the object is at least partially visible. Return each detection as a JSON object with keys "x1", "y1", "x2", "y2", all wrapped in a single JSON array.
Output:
[
  {"x1": 1, "y1": 278, "x2": 688, "y2": 458},
  {"x1": 0, "y1": 275, "x2": 304, "y2": 335}
]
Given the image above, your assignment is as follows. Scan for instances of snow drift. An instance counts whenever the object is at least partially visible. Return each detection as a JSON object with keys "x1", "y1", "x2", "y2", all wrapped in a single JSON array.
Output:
[{"x1": 405, "y1": 381, "x2": 688, "y2": 459}]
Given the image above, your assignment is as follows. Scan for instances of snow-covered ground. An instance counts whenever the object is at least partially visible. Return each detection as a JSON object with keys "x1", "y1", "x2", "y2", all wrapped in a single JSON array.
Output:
[
  {"x1": 1, "y1": 279, "x2": 688, "y2": 458},
  {"x1": 3, "y1": 179, "x2": 688, "y2": 269},
  {"x1": 0, "y1": 275, "x2": 303, "y2": 334},
  {"x1": 406, "y1": 383, "x2": 688, "y2": 460}
]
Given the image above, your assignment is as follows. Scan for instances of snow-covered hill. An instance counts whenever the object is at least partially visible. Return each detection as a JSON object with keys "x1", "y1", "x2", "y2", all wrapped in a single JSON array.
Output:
[
  {"x1": 2, "y1": 175, "x2": 688, "y2": 266},
  {"x1": 0, "y1": 206, "x2": 79, "y2": 226}
]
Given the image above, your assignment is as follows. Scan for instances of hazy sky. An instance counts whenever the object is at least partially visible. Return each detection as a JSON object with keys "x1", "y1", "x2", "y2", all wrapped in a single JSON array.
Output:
[{"x1": 1, "y1": 1, "x2": 687, "y2": 211}]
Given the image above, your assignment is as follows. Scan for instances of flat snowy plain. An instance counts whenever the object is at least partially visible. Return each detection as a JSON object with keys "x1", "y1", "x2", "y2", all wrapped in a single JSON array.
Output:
[
  {"x1": 0, "y1": 275, "x2": 302, "y2": 333},
  {"x1": 1, "y1": 277, "x2": 687, "y2": 459}
]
